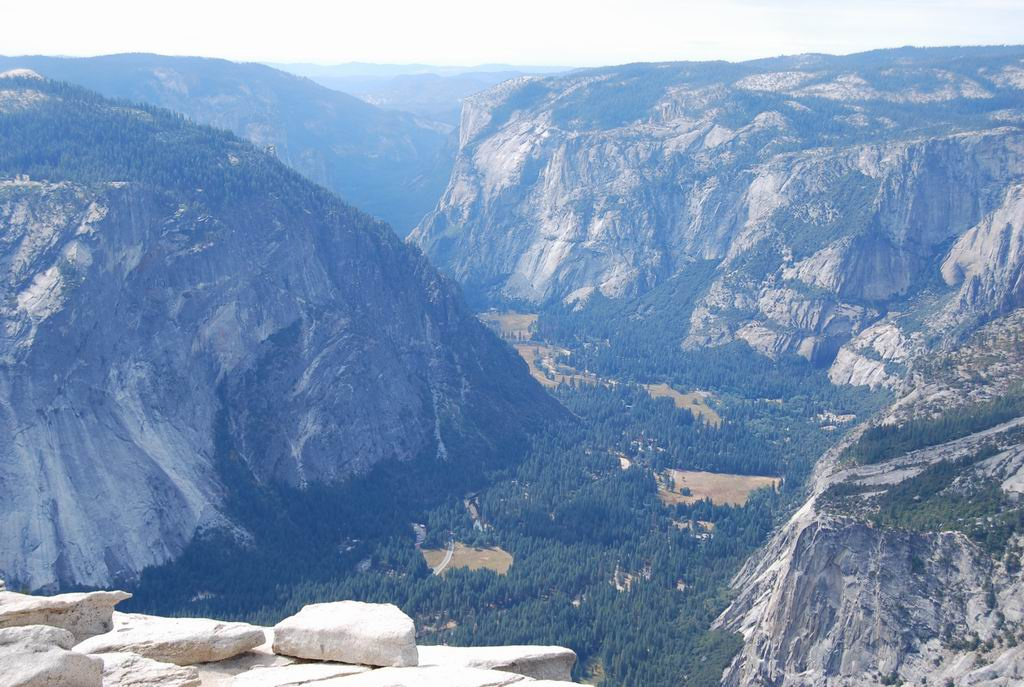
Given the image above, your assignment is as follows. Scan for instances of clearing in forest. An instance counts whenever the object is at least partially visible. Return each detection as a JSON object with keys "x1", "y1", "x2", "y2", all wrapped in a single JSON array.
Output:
[
  {"x1": 513, "y1": 343, "x2": 601, "y2": 388},
  {"x1": 643, "y1": 383, "x2": 722, "y2": 427},
  {"x1": 657, "y1": 469, "x2": 780, "y2": 507},
  {"x1": 421, "y1": 542, "x2": 514, "y2": 575},
  {"x1": 478, "y1": 311, "x2": 538, "y2": 340}
]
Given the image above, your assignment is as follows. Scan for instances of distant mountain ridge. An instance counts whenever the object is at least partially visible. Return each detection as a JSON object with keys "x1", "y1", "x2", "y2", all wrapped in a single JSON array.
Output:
[
  {"x1": 270, "y1": 62, "x2": 571, "y2": 78},
  {"x1": 411, "y1": 45, "x2": 1024, "y2": 382},
  {"x1": 0, "y1": 74, "x2": 555, "y2": 591},
  {"x1": 271, "y1": 62, "x2": 573, "y2": 124},
  {"x1": 0, "y1": 53, "x2": 453, "y2": 234}
]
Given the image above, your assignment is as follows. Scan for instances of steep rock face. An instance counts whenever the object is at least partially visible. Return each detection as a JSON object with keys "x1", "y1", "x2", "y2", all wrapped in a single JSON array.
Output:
[
  {"x1": 689, "y1": 128, "x2": 1024, "y2": 367},
  {"x1": 0, "y1": 54, "x2": 454, "y2": 234},
  {"x1": 942, "y1": 183, "x2": 1024, "y2": 328},
  {"x1": 718, "y1": 438, "x2": 1024, "y2": 686},
  {"x1": 716, "y1": 312, "x2": 1024, "y2": 686},
  {"x1": 720, "y1": 505, "x2": 1020, "y2": 686},
  {"x1": 0, "y1": 78, "x2": 553, "y2": 591},
  {"x1": 412, "y1": 48, "x2": 1024, "y2": 368},
  {"x1": 826, "y1": 322, "x2": 916, "y2": 389}
]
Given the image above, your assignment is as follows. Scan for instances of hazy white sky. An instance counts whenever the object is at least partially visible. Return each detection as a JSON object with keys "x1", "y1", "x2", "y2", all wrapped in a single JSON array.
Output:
[{"x1": 2, "y1": 0, "x2": 1023, "y2": 66}]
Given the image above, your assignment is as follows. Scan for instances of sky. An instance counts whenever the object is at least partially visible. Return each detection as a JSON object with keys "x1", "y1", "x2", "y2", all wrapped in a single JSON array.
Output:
[{"x1": 2, "y1": 0, "x2": 1023, "y2": 67}]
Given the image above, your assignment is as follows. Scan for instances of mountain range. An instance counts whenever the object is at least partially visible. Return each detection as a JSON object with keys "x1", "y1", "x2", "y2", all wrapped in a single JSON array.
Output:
[
  {"x1": 2, "y1": 44, "x2": 1024, "y2": 687},
  {"x1": 271, "y1": 62, "x2": 571, "y2": 124},
  {"x1": 411, "y1": 45, "x2": 1024, "y2": 378}
]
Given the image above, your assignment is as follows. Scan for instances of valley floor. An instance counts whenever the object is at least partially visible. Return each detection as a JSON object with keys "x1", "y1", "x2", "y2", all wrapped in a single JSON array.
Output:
[{"x1": 122, "y1": 306, "x2": 877, "y2": 687}]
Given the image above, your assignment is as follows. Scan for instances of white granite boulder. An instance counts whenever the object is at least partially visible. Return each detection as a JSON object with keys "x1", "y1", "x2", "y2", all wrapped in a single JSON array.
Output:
[
  {"x1": 97, "y1": 651, "x2": 201, "y2": 687},
  {"x1": 231, "y1": 661, "x2": 370, "y2": 686},
  {"x1": 74, "y1": 612, "x2": 265, "y2": 666},
  {"x1": 0, "y1": 624, "x2": 103, "y2": 687},
  {"x1": 0, "y1": 589, "x2": 131, "y2": 641},
  {"x1": 417, "y1": 645, "x2": 577, "y2": 681},
  {"x1": 272, "y1": 601, "x2": 417, "y2": 667}
]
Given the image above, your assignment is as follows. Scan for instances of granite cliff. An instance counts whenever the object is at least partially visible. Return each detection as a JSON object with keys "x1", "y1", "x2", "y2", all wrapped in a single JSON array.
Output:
[
  {"x1": 412, "y1": 47, "x2": 1024, "y2": 379},
  {"x1": 0, "y1": 74, "x2": 553, "y2": 591}
]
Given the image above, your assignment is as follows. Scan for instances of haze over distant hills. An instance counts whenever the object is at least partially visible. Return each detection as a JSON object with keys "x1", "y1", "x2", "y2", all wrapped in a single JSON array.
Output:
[
  {"x1": 270, "y1": 62, "x2": 571, "y2": 78},
  {"x1": 0, "y1": 53, "x2": 454, "y2": 234},
  {"x1": 270, "y1": 62, "x2": 572, "y2": 123}
]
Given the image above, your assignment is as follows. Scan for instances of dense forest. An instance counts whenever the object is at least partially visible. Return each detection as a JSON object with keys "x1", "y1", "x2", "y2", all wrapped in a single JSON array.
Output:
[
  {"x1": 845, "y1": 389, "x2": 1024, "y2": 465},
  {"x1": 127, "y1": 299, "x2": 879, "y2": 686}
]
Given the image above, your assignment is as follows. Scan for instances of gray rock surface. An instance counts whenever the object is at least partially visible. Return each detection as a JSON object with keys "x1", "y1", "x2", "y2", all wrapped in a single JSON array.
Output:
[
  {"x1": 0, "y1": 592, "x2": 583, "y2": 687},
  {"x1": 230, "y1": 662, "x2": 369, "y2": 686},
  {"x1": 193, "y1": 634, "x2": 293, "y2": 687},
  {"x1": 0, "y1": 624, "x2": 103, "y2": 687},
  {"x1": 941, "y1": 182, "x2": 1024, "y2": 331},
  {"x1": 75, "y1": 612, "x2": 265, "y2": 666},
  {"x1": 306, "y1": 666, "x2": 530, "y2": 686},
  {"x1": 0, "y1": 589, "x2": 130, "y2": 642},
  {"x1": 272, "y1": 601, "x2": 417, "y2": 667},
  {"x1": 957, "y1": 645, "x2": 1024, "y2": 686},
  {"x1": 417, "y1": 645, "x2": 576, "y2": 681},
  {"x1": 97, "y1": 651, "x2": 201, "y2": 687},
  {"x1": 716, "y1": 315, "x2": 1024, "y2": 686}
]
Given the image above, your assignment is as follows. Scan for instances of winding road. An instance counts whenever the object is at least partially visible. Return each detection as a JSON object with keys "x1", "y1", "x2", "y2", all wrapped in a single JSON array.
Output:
[{"x1": 432, "y1": 539, "x2": 455, "y2": 575}]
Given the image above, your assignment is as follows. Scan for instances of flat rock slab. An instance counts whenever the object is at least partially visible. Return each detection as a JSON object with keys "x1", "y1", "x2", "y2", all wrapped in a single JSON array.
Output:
[
  {"x1": 273, "y1": 601, "x2": 417, "y2": 667},
  {"x1": 1, "y1": 624, "x2": 77, "y2": 649},
  {"x1": 418, "y1": 645, "x2": 577, "y2": 681},
  {"x1": 309, "y1": 666, "x2": 530, "y2": 686},
  {"x1": 0, "y1": 590, "x2": 131, "y2": 642},
  {"x1": 0, "y1": 624, "x2": 103, "y2": 687},
  {"x1": 75, "y1": 612, "x2": 265, "y2": 666},
  {"x1": 194, "y1": 634, "x2": 294, "y2": 687},
  {"x1": 231, "y1": 662, "x2": 370, "y2": 686},
  {"x1": 98, "y1": 651, "x2": 201, "y2": 687}
]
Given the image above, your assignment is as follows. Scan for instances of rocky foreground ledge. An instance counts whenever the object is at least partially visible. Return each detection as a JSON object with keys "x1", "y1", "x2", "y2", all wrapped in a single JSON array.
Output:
[{"x1": 0, "y1": 583, "x2": 580, "y2": 686}]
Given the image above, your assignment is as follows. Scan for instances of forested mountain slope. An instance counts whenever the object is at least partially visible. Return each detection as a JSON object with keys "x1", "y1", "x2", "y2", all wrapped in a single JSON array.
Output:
[
  {"x1": 0, "y1": 53, "x2": 454, "y2": 234},
  {"x1": 0, "y1": 74, "x2": 555, "y2": 591},
  {"x1": 411, "y1": 46, "x2": 1024, "y2": 378}
]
